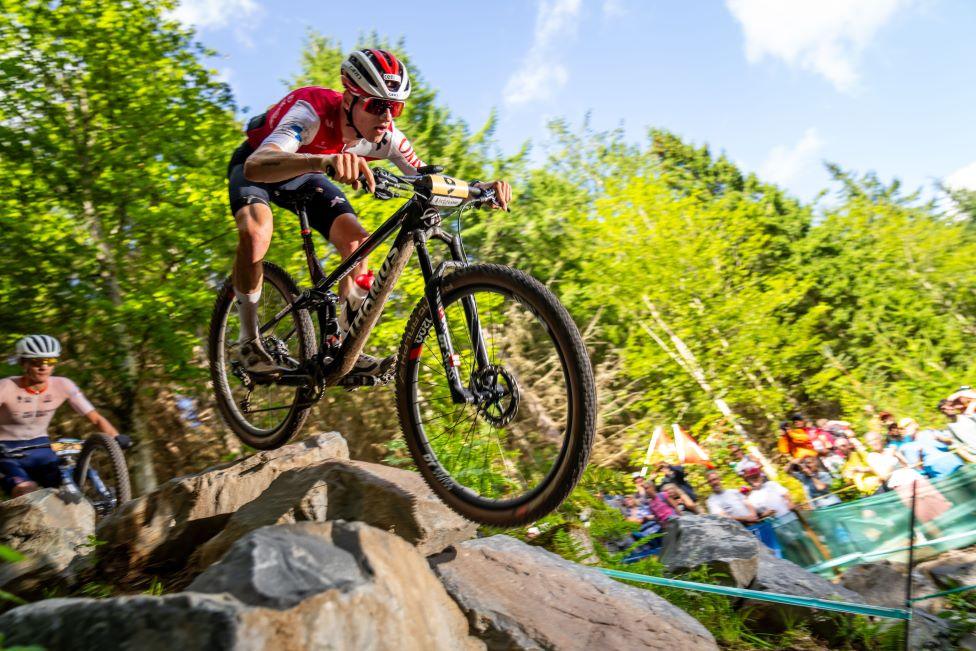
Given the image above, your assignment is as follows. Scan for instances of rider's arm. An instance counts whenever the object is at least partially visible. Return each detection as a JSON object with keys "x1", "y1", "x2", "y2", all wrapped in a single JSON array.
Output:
[
  {"x1": 85, "y1": 410, "x2": 119, "y2": 437},
  {"x1": 244, "y1": 143, "x2": 329, "y2": 183}
]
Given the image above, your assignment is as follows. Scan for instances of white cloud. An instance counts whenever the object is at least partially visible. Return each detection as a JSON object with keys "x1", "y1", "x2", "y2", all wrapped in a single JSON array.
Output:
[
  {"x1": 503, "y1": 0, "x2": 582, "y2": 106},
  {"x1": 725, "y1": 0, "x2": 910, "y2": 91},
  {"x1": 167, "y1": 0, "x2": 259, "y2": 30},
  {"x1": 945, "y1": 161, "x2": 976, "y2": 191},
  {"x1": 759, "y1": 128, "x2": 824, "y2": 185}
]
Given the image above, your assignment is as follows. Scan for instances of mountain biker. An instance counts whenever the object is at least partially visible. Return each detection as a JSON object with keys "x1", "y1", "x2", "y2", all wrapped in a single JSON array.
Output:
[
  {"x1": 0, "y1": 335, "x2": 130, "y2": 498},
  {"x1": 228, "y1": 48, "x2": 512, "y2": 377}
]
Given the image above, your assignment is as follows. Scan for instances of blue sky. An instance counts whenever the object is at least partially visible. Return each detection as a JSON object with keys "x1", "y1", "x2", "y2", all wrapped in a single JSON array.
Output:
[{"x1": 173, "y1": 0, "x2": 976, "y2": 204}]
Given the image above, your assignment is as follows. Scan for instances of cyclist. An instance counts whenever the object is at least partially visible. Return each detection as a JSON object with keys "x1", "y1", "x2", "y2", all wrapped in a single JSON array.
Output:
[
  {"x1": 0, "y1": 335, "x2": 130, "y2": 497},
  {"x1": 228, "y1": 48, "x2": 512, "y2": 377}
]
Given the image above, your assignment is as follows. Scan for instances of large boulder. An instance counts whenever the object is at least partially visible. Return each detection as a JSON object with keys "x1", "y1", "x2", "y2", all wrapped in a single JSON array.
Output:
[
  {"x1": 840, "y1": 560, "x2": 944, "y2": 613},
  {"x1": 189, "y1": 459, "x2": 476, "y2": 574},
  {"x1": 917, "y1": 546, "x2": 976, "y2": 589},
  {"x1": 430, "y1": 535, "x2": 717, "y2": 650},
  {"x1": 0, "y1": 488, "x2": 95, "y2": 597},
  {"x1": 94, "y1": 432, "x2": 348, "y2": 585},
  {"x1": 746, "y1": 548, "x2": 862, "y2": 631},
  {"x1": 0, "y1": 522, "x2": 483, "y2": 651},
  {"x1": 658, "y1": 515, "x2": 760, "y2": 588}
]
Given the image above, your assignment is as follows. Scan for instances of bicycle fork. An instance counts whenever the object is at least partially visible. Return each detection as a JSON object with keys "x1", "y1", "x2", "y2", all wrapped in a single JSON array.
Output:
[{"x1": 414, "y1": 230, "x2": 491, "y2": 405}]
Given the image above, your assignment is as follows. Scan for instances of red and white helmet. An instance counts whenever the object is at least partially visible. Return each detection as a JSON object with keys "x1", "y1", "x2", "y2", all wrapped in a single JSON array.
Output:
[{"x1": 341, "y1": 49, "x2": 411, "y2": 101}]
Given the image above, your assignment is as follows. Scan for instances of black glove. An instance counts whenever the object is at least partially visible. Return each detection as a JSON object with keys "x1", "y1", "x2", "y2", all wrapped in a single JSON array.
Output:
[{"x1": 114, "y1": 434, "x2": 133, "y2": 450}]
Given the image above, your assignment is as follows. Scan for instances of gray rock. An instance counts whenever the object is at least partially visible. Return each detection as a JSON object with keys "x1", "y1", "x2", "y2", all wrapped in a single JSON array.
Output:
[
  {"x1": 188, "y1": 524, "x2": 364, "y2": 609},
  {"x1": 0, "y1": 592, "x2": 246, "y2": 650},
  {"x1": 917, "y1": 546, "x2": 976, "y2": 589},
  {"x1": 94, "y1": 432, "x2": 348, "y2": 584},
  {"x1": 840, "y1": 560, "x2": 944, "y2": 612},
  {"x1": 1, "y1": 522, "x2": 483, "y2": 651},
  {"x1": 189, "y1": 464, "x2": 330, "y2": 572},
  {"x1": 431, "y1": 534, "x2": 717, "y2": 650},
  {"x1": 658, "y1": 514, "x2": 760, "y2": 587},
  {"x1": 0, "y1": 488, "x2": 95, "y2": 597},
  {"x1": 747, "y1": 548, "x2": 862, "y2": 630},
  {"x1": 319, "y1": 459, "x2": 478, "y2": 556}
]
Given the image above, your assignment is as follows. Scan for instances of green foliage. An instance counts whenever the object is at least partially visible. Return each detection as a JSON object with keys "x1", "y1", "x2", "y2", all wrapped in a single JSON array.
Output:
[
  {"x1": 0, "y1": 546, "x2": 24, "y2": 564},
  {"x1": 77, "y1": 582, "x2": 112, "y2": 599},
  {"x1": 0, "y1": 633, "x2": 45, "y2": 651},
  {"x1": 143, "y1": 577, "x2": 165, "y2": 596}
]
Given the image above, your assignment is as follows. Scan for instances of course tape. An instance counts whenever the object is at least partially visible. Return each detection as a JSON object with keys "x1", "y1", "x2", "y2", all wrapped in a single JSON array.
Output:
[
  {"x1": 910, "y1": 583, "x2": 976, "y2": 602},
  {"x1": 600, "y1": 568, "x2": 912, "y2": 620}
]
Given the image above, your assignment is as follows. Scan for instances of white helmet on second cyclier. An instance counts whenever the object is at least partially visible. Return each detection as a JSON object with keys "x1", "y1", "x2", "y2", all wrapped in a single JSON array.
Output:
[
  {"x1": 341, "y1": 49, "x2": 411, "y2": 101},
  {"x1": 15, "y1": 334, "x2": 62, "y2": 359}
]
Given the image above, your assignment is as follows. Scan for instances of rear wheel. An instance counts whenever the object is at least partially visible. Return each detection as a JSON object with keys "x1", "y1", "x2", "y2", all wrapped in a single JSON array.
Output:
[
  {"x1": 74, "y1": 433, "x2": 130, "y2": 518},
  {"x1": 396, "y1": 264, "x2": 595, "y2": 526},
  {"x1": 208, "y1": 262, "x2": 317, "y2": 450}
]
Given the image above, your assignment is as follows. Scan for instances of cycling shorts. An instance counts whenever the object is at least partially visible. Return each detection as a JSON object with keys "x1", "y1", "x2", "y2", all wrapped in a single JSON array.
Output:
[
  {"x1": 227, "y1": 141, "x2": 353, "y2": 240},
  {"x1": 0, "y1": 437, "x2": 60, "y2": 494}
]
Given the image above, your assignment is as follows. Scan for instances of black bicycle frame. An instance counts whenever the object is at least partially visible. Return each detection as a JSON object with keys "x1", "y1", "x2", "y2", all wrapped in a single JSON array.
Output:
[{"x1": 258, "y1": 192, "x2": 492, "y2": 403}]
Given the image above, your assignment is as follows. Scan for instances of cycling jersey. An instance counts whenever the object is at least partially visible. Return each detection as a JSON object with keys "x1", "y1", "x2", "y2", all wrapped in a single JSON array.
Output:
[
  {"x1": 245, "y1": 86, "x2": 424, "y2": 173},
  {"x1": 0, "y1": 376, "x2": 95, "y2": 442}
]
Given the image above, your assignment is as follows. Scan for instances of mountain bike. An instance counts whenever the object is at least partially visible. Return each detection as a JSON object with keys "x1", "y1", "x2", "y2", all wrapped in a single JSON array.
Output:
[
  {"x1": 208, "y1": 166, "x2": 596, "y2": 526},
  {"x1": 0, "y1": 434, "x2": 131, "y2": 518}
]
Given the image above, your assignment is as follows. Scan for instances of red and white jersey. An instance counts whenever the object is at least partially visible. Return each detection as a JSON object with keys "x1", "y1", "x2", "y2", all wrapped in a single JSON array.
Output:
[
  {"x1": 245, "y1": 86, "x2": 424, "y2": 174},
  {"x1": 0, "y1": 376, "x2": 95, "y2": 442}
]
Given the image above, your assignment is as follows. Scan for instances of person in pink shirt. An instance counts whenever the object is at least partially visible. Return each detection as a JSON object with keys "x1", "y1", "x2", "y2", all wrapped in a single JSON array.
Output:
[{"x1": 0, "y1": 335, "x2": 127, "y2": 497}]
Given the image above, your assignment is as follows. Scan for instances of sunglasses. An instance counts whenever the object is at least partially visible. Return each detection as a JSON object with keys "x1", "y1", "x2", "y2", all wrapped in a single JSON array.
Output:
[
  {"x1": 360, "y1": 97, "x2": 404, "y2": 118},
  {"x1": 27, "y1": 358, "x2": 58, "y2": 367}
]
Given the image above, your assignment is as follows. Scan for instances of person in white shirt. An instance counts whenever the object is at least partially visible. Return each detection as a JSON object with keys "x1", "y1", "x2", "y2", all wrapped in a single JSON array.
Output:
[
  {"x1": 743, "y1": 467, "x2": 796, "y2": 522},
  {"x1": 705, "y1": 470, "x2": 758, "y2": 524}
]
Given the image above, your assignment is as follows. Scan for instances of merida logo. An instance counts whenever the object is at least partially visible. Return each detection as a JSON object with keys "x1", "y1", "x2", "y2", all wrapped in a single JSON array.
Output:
[{"x1": 348, "y1": 245, "x2": 399, "y2": 338}]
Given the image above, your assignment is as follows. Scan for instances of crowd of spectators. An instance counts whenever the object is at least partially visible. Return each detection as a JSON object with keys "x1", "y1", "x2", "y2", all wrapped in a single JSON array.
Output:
[{"x1": 601, "y1": 387, "x2": 976, "y2": 559}]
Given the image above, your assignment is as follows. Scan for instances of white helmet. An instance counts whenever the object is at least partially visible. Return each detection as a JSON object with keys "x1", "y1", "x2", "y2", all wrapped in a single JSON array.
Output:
[
  {"x1": 340, "y1": 49, "x2": 411, "y2": 101},
  {"x1": 15, "y1": 334, "x2": 62, "y2": 359}
]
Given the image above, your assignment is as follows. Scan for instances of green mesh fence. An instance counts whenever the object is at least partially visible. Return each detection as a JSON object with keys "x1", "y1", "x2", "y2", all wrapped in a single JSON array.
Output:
[{"x1": 773, "y1": 465, "x2": 976, "y2": 574}]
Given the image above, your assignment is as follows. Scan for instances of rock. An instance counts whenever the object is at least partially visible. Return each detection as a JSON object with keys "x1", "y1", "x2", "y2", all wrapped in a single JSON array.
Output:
[
  {"x1": 318, "y1": 460, "x2": 477, "y2": 556},
  {"x1": 190, "y1": 521, "x2": 483, "y2": 650},
  {"x1": 0, "y1": 488, "x2": 95, "y2": 597},
  {"x1": 747, "y1": 548, "x2": 862, "y2": 631},
  {"x1": 189, "y1": 459, "x2": 476, "y2": 575},
  {"x1": 430, "y1": 535, "x2": 717, "y2": 650},
  {"x1": 840, "y1": 560, "x2": 944, "y2": 612},
  {"x1": 917, "y1": 546, "x2": 976, "y2": 589},
  {"x1": 93, "y1": 432, "x2": 348, "y2": 584},
  {"x1": 0, "y1": 592, "x2": 247, "y2": 650},
  {"x1": 658, "y1": 515, "x2": 760, "y2": 588},
  {"x1": 0, "y1": 522, "x2": 483, "y2": 651},
  {"x1": 188, "y1": 463, "x2": 330, "y2": 572}
]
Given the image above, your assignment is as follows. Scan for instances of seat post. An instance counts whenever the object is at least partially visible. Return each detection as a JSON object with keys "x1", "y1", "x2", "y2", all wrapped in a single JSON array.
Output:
[{"x1": 298, "y1": 204, "x2": 325, "y2": 284}]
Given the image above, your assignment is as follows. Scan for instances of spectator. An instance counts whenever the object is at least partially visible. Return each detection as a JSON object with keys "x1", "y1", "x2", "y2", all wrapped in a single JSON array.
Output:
[
  {"x1": 819, "y1": 437, "x2": 847, "y2": 477},
  {"x1": 744, "y1": 467, "x2": 796, "y2": 522},
  {"x1": 619, "y1": 494, "x2": 650, "y2": 524},
  {"x1": 778, "y1": 413, "x2": 832, "y2": 459},
  {"x1": 896, "y1": 417, "x2": 963, "y2": 480},
  {"x1": 705, "y1": 470, "x2": 759, "y2": 524},
  {"x1": 706, "y1": 470, "x2": 781, "y2": 555},
  {"x1": 662, "y1": 482, "x2": 700, "y2": 515},
  {"x1": 817, "y1": 418, "x2": 854, "y2": 439},
  {"x1": 865, "y1": 430, "x2": 902, "y2": 486},
  {"x1": 631, "y1": 472, "x2": 649, "y2": 500},
  {"x1": 654, "y1": 462, "x2": 697, "y2": 502},
  {"x1": 836, "y1": 437, "x2": 883, "y2": 495},
  {"x1": 729, "y1": 444, "x2": 761, "y2": 478},
  {"x1": 939, "y1": 399, "x2": 976, "y2": 461},
  {"x1": 946, "y1": 387, "x2": 976, "y2": 416},
  {"x1": 788, "y1": 456, "x2": 841, "y2": 507},
  {"x1": 642, "y1": 480, "x2": 679, "y2": 526}
]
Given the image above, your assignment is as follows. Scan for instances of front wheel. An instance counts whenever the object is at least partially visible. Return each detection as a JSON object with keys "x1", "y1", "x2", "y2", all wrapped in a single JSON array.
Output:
[
  {"x1": 73, "y1": 433, "x2": 131, "y2": 518},
  {"x1": 396, "y1": 264, "x2": 595, "y2": 526}
]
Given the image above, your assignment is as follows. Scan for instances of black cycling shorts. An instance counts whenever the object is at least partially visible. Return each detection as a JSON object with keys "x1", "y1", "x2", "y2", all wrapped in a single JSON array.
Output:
[{"x1": 227, "y1": 141, "x2": 353, "y2": 240}]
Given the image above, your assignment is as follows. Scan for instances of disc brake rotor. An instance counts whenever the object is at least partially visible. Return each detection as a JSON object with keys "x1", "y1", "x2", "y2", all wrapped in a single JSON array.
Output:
[{"x1": 474, "y1": 364, "x2": 520, "y2": 427}]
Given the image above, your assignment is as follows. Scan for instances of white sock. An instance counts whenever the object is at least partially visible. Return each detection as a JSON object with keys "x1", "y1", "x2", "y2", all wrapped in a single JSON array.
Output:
[{"x1": 235, "y1": 287, "x2": 262, "y2": 342}]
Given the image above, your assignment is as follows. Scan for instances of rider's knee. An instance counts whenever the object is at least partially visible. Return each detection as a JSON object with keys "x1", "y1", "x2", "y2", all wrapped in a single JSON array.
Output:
[
  {"x1": 11, "y1": 480, "x2": 39, "y2": 498},
  {"x1": 236, "y1": 205, "x2": 273, "y2": 250}
]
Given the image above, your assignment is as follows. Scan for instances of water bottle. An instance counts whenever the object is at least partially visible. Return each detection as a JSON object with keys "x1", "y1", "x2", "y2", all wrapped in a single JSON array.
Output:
[{"x1": 338, "y1": 270, "x2": 374, "y2": 334}]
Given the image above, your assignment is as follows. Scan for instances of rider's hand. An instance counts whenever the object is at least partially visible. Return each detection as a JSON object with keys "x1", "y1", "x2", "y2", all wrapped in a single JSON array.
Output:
[
  {"x1": 475, "y1": 180, "x2": 512, "y2": 212},
  {"x1": 323, "y1": 153, "x2": 375, "y2": 194},
  {"x1": 114, "y1": 434, "x2": 133, "y2": 450}
]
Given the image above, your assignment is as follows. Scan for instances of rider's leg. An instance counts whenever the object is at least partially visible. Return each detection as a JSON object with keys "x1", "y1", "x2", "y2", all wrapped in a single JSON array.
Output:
[
  {"x1": 328, "y1": 212, "x2": 370, "y2": 301},
  {"x1": 232, "y1": 201, "x2": 275, "y2": 342},
  {"x1": 11, "y1": 480, "x2": 40, "y2": 497}
]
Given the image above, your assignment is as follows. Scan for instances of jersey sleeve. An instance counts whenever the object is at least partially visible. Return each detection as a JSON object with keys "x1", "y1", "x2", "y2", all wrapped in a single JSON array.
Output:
[
  {"x1": 258, "y1": 100, "x2": 321, "y2": 153},
  {"x1": 62, "y1": 378, "x2": 95, "y2": 416},
  {"x1": 384, "y1": 126, "x2": 425, "y2": 174}
]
